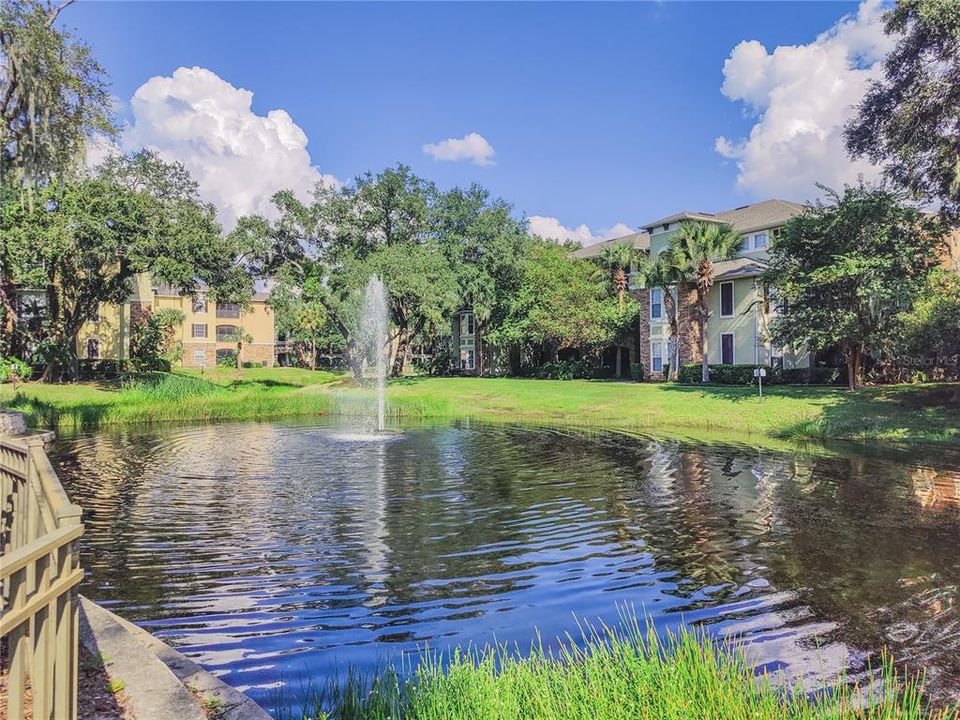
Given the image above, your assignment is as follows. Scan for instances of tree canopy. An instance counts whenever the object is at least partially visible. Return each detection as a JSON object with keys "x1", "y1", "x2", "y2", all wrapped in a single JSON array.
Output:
[
  {"x1": 762, "y1": 183, "x2": 945, "y2": 389},
  {"x1": 846, "y1": 0, "x2": 960, "y2": 216}
]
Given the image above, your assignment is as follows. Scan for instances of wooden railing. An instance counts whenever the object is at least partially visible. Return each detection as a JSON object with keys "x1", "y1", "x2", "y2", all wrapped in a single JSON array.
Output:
[{"x1": 1, "y1": 434, "x2": 84, "y2": 720}]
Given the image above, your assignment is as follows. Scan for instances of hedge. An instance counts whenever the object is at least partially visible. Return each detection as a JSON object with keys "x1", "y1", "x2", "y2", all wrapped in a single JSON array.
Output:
[{"x1": 677, "y1": 363, "x2": 846, "y2": 386}]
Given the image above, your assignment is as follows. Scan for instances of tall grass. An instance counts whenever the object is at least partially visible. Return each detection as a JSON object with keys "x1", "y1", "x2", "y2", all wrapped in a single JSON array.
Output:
[{"x1": 276, "y1": 614, "x2": 954, "y2": 720}]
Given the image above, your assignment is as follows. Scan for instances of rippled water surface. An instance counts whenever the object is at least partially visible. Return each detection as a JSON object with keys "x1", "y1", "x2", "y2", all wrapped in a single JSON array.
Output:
[{"x1": 50, "y1": 421, "x2": 960, "y2": 713}]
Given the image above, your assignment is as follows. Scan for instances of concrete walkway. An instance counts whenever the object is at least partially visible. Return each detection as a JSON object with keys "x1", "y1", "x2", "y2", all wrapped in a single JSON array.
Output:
[{"x1": 79, "y1": 597, "x2": 272, "y2": 720}]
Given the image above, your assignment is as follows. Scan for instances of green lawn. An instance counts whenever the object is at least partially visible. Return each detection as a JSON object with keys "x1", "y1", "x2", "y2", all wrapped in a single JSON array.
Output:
[{"x1": 2, "y1": 370, "x2": 958, "y2": 448}]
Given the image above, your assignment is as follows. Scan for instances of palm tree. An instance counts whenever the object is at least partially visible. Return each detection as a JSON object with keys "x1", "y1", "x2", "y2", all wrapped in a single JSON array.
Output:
[
  {"x1": 597, "y1": 241, "x2": 637, "y2": 311},
  {"x1": 670, "y1": 221, "x2": 742, "y2": 383},
  {"x1": 228, "y1": 326, "x2": 254, "y2": 380},
  {"x1": 636, "y1": 248, "x2": 685, "y2": 381}
]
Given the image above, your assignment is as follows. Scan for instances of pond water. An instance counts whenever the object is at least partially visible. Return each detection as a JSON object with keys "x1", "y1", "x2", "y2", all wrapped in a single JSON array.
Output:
[{"x1": 50, "y1": 420, "x2": 960, "y2": 714}]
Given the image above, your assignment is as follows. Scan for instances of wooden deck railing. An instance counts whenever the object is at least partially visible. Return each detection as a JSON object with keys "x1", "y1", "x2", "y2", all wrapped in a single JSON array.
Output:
[{"x1": 1, "y1": 434, "x2": 84, "y2": 720}]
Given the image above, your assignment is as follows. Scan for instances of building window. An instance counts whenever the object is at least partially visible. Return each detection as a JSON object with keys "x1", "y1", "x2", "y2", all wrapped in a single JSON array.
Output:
[
  {"x1": 720, "y1": 282, "x2": 734, "y2": 317},
  {"x1": 194, "y1": 348, "x2": 206, "y2": 366},
  {"x1": 216, "y1": 302, "x2": 241, "y2": 319},
  {"x1": 216, "y1": 324, "x2": 237, "y2": 342},
  {"x1": 86, "y1": 338, "x2": 100, "y2": 360},
  {"x1": 721, "y1": 333, "x2": 735, "y2": 365},
  {"x1": 191, "y1": 323, "x2": 208, "y2": 339},
  {"x1": 192, "y1": 296, "x2": 208, "y2": 313},
  {"x1": 459, "y1": 312, "x2": 474, "y2": 337},
  {"x1": 460, "y1": 349, "x2": 475, "y2": 371},
  {"x1": 741, "y1": 235, "x2": 751, "y2": 253},
  {"x1": 753, "y1": 232, "x2": 768, "y2": 249},
  {"x1": 651, "y1": 342, "x2": 663, "y2": 373},
  {"x1": 215, "y1": 348, "x2": 234, "y2": 363},
  {"x1": 650, "y1": 288, "x2": 662, "y2": 320}
]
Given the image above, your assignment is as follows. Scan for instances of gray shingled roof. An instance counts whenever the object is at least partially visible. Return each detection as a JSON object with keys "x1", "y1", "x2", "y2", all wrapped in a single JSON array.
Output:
[
  {"x1": 714, "y1": 199, "x2": 807, "y2": 234},
  {"x1": 713, "y1": 256, "x2": 769, "y2": 280},
  {"x1": 571, "y1": 230, "x2": 650, "y2": 259},
  {"x1": 643, "y1": 199, "x2": 807, "y2": 235}
]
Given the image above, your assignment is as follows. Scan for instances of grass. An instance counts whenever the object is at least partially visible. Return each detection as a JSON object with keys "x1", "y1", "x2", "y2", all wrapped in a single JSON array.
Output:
[
  {"x1": 2, "y1": 370, "x2": 958, "y2": 448},
  {"x1": 274, "y1": 613, "x2": 956, "y2": 720}
]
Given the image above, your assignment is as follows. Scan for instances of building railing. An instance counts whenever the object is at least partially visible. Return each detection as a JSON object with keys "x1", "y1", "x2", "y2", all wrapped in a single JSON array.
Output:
[{"x1": 1, "y1": 434, "x2": 84, "y2": 720}]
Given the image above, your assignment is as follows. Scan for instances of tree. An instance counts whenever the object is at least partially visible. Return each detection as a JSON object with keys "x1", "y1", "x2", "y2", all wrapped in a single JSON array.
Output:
[
  {"x1": 636, "y1": 248, "x2": 685, "y2": 381},
  {"x1": 845, "y1": 1, "x2": 960, "y2": 216},
  {"x1": 896, "y1": 269, "x2": 960, "y2": 381},
  {"x1": 228, "y1": 326, "x2": 253, "y2": 379},
  {"x1": 762, "y1": 183, "x2": 945, "y2": 390},
  {"x1": 130, "y1": 307, "x2": 185, "y2": 370},
  {"x1": 0, "y1": 0, "x2": 116, "y2": 350},
  {"x1": 669, "y1": 221, "x2": 741, "y2": 382},
  {"x1": 486, "y1": 238, "x2": 634, "y2": 363},
  {"x1": 595, "y1": 241, "x2": 636, "y2": 311},
  {"x1": 3, "y1": 152, "x2": 250, "y2": 381}
]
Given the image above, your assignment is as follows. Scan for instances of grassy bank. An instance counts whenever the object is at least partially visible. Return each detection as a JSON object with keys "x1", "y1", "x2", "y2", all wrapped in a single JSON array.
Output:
[
  {"x1": 277, "y1": 617, "x2": 953, "y2": 720},
  {"x1": 2, "y1": 370, "x2": 958, "y2": 447},
  {"x1": 0, "y1": 368, "x2": 341, "y2": 429}
]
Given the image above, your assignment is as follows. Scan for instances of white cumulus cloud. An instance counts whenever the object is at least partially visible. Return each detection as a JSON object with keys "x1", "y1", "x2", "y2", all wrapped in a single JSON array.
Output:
[
  {"x1": 528, "y1": 216, "x2": 634, "y2": 246},
  {"x1": 715, "y1": 0, "x2": 896, "y2": 198},
  {"x1": 119, "y1": 66, "x2": 337, "y2": 228},
  {"x1": 422, "y1": 132, "x2": 495, "y2": 166}
]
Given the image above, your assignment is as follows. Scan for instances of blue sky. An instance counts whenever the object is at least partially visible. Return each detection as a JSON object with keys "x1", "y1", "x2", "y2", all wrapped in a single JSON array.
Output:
[{"x1": 70, "y1": 1, "x2": 889, "y2": 243}]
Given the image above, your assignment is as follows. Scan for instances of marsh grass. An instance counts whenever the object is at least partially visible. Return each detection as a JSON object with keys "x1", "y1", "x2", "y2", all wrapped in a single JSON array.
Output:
[{"x1": 274, "y1": 614, "x2": 953, "y2": 720}]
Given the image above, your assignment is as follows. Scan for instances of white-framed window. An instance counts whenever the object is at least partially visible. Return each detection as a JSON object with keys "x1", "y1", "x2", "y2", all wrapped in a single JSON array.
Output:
[
  {"x1": 741, "y1": 235, "x2": 751, "y2": 253},
  {"x1": 651, "y1": 341, "x2": 663, "y2": 373},
  {"x1": 192, "y1": 296, "x2": 208, "y2": 314},
  {"x1": 194, "y1": 348, "x2": 206, "y2": 366},
  {"x1": 650, "y1": 288, "x2": 663, "y2": 320},
  {"x1": 216, "y1": 324, "x2": 237, "y2": 342},
  {"x1": 720, "y1": 281, "x2": 735, "y2": 318},
  {"x1": 753, "y1": 232, "x2": 768, "y2": 249},
  {"x1": 721, "y1": 332, "x2": 735, "y2": 365},
  {"x1": 459, "y1": 336, "x2": 475, "y2": 348},
  {"x1": 460, "y1": 349, "x2": 475, "y2": 371},
  {"x1": 459, "y1": 312, "x2": 475, "y2": 337},
  {"x1": 191, "y1": 323, "x2": 208, "y2": 339},
  {"x1": 86, "y1": 337, "x2": 100, "y2": 359}
]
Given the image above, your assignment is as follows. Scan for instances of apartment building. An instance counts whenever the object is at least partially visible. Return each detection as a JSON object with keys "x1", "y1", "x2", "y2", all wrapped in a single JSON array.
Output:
[{"x1": 75, "y1": 273, "x2": 275, "y2": 368}]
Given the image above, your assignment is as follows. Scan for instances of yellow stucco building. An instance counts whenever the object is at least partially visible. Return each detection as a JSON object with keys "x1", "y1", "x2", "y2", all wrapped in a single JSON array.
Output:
[{"x1": 76, "y1": 274, "x2": 275, "y2": 367}]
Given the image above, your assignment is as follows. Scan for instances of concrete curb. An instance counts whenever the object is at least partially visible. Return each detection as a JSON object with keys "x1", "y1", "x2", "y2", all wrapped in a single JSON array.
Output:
[{"x1": 79, "y1": 596, "x2": 272, "y2": 720}]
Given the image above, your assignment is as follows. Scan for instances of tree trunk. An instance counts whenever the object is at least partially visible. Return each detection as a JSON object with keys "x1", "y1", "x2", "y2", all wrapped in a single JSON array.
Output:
[
  {"x1": 615, "y1": 346, "x2": 622, "y2": 378},
  {"x1": 699, "y1": 294, "x2": 710, "y2": 383},
  {"x1": 847, "y1": 344, "x2": 862, "y2": 390},
  {"x1": 236, "y1": 342, "x2": 243, "y2": 380},
  {"x1": 392, "y1": 327, "x2": 410, "y2": 377},
  {"x1": 310, "y1": 339, "x2": 316, "y2": 371}
]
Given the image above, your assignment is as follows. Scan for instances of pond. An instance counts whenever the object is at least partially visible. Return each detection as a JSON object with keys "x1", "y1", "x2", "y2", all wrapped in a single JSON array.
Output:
[{"x1": 50, "y1": 420, "x2": 960, "y2": 714}]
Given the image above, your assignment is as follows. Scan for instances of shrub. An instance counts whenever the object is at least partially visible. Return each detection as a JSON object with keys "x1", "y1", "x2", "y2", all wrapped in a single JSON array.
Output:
[
  {"x1": 678, "y1": 364, "x2": 765, "y2": 385},
  {"x1": 781, "y1": 366, "x2": 846, "y2": 386},
  {"x1": 0, "y1": 356, "x2": 33, "y2": 384},
  {"x1": 533, "y1": 358, "x2": 610, "y2": 380},
  {"x1": 630, "y1": 362, "x2": 644, "y2": 382},
  {"x1": 217, "y1": 352, "x2": 238, "y2": 368}
]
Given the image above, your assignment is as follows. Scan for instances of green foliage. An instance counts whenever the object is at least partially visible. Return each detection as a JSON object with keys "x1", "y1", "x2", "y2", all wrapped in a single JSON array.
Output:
[
  {"x1": 669, "y1": 221, "x2": 741, "y2": 383},
  {"x1": 487, "y1": 239, "x2": 635, "y2": 357},
  {"x1": 0, "y1": 0, "x2": 115, "y2": 187},
  {"x1": 846, "y1": 0, "x2": 960, "y2": 216},
  {"x1": 279, "y1": 613, "x2": 944, "y2": 720},
  {"x1": 0, "y1": 356, "x2": 32, "y2": 383},
  {"x1": 531, "y1": 358, "x2": 611, "y2": 380},
  {"x1": 677, "y1": 364, "x2": 847, "y2": 387},
  {"x1": 895, "y1": 269, "x2": 960, "y2": 380},
  {"x1": 762, "y1": 183, "x2": 945, "y2": 389},
  {"x1": 130, "y1": 307, "x2": 185, "y2": 369},
  {"x1": 630, "y1": 362, "x2": 644, "y2": 382},
  {"x1": 217, "y1": 351, "x2": 238, "y2": 368},
  {"x1": 4, "y1": 151, "x2": 251, "y2": 381}
]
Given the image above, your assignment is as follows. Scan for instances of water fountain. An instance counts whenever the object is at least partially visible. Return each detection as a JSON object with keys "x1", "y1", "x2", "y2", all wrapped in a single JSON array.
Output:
[{"x1": 357, "y1": 276, "x2": 389, "y2": 433}]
